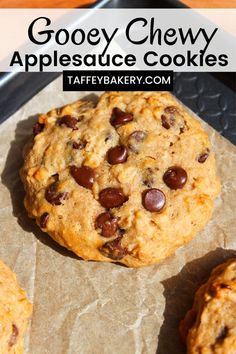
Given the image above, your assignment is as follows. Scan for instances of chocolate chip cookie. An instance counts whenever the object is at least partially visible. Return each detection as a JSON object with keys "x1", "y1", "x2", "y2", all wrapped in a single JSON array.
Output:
[
  {"x1": 180, "y1": 259, "x2": 236, "y2": 354},
  {"x1": 20, "y1": 92, "x2": 220, "y2": 267},
  {"x1": 0, "y1": 260, "x2": 32, "y2": 353}
]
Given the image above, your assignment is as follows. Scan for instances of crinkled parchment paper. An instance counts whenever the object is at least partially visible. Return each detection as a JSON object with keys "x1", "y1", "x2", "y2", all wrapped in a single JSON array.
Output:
[{"x1": 0, "y1": 78, "x2": 235, "y2": 354}]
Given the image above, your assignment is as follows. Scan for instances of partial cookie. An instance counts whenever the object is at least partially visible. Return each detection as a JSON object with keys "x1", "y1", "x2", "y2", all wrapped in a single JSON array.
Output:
[
  {"x1": 180, "y1": 259, "x2": 236, "y2": 354},
  {"x1": 20, "y1": 91, "x2": 220, "y2": 267},
  {"x1": 0, "y1": 260, "x2": 32, "y2": 354}
]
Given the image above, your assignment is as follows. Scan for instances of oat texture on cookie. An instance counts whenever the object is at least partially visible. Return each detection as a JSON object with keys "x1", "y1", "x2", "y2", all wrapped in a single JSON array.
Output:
[
  {"x1": 0, "y1": 260, "x2": 32, "y2": 354},
  {"x1": 20, "y1": 92, "x2": 221, "y2": 267}
]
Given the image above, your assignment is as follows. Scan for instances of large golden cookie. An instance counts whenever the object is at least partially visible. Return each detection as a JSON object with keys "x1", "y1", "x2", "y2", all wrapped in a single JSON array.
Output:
[{"x1": 21, "y1": 92, "x2": 220, "y2": 267}]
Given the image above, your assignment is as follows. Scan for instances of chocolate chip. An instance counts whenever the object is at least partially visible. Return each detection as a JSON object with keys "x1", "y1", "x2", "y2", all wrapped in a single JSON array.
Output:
[
  {"x1": 70, "y1": 165, "x2": 95, "y2": 189},
  {"x1": 95, "y1": 212, "x2": 118, "y2": 237},
  {"x1": 72, "y1": 141, "x2": 81, "y2": 149},
  {"x1": 142, "y1": 188, "x2": 166, "y2": 212},
  {"x1": 129, "y1": 131, "x2": 147, "y2": 142},
  {"x1": 58, "y1": 115, "x2": 78, "y2": 130},
  {"x1": 219, "y1": 283, "x2": 231, "y2": 290},
  {"x1": 40, "y1": 212, "x2": 49, "y2": 228},
  {"x1": 107, "y1": 145, "x2": 128, "y2": 165},
  {"x1": 161, "y1": 114, "x2": 175, "y2": 129},
  {"x1": 72, "y1": 140, "x2": 87, "y2": 150},
  {"x1": 45, "y1": 182, "x2": 68, "y2": 205},
  {"x1": 216, "y1": 326, "x2": 228, "y2": 343},
  {"x1": 33, "y1": 122, "x2": 44, "y2": 136},
  {"x1": 8, "y1": 324, "x2": 19, "y2": 347},
  {"x1": 161, "y1": 106, "x2": 178, "y2": 130},
  {"x1": 164, "y1": 106, "x2": 177, "y2": 114},
  {"x1": 99, "y1": 188, "x2": 128, "y2": 208},
  {"x1": 99, "y1": 236, "x2": 127, "y2": 260},
  {"x1": 198, "y1": 152, "x2": 209, "y2": 163},
  {"x1": 163, "y1": 166, "x2": 187, "y2": 190},
  {"x1": 110, "y1": 107, "x2": 133, "y2": 127},
  {"x1": 180, "y1": 120, "x2": 188, "y2": 134}
]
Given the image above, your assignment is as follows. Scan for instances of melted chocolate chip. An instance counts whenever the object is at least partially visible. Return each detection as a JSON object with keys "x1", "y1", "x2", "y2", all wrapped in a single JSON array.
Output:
[
  {"x1": 99, "y1": 188, "x2": 128, "y2": 208},
  {"x1": 70, "y1": 165, "x2": 95, "y2": 189},
  {"x1": 198, "y1": 152, "x2": 209, "y2": 163},
  {"x1": 129, "y1": 131, "x2": 147, "y2": 142},
  {"x1": 58, "y1": 115, "x2": 78, "y2": 130},
  {"x1": 33, "y1": 122, "x2": 44, "y2": 136},
  {"x1": 161, "y1": 114, "x2": 175, "y2": 129},
  {"x1": 99, "y1": 236, "x2": 127, "y2": 260},
  {"x1": 142, "y1": 189, "x2": 166, "y2": 212},
  {"x1": 110, "y1": 107, "x2": 133, "y2": 127},
  {"x1": 40, "y1": 212, "x2": 49, "y2": 228},
  {"x1": 164, "y1": 106, "x2": 177, "y2": 114},
  {"x1": 8, "y1": 324, "x2": 19, "y2": 347},
  {"x1": 163, "y1": 166, "x2": 187, "y2": 190},
  {"x1": 107, "y1": 145, "x2": 128, "y2": 165},
  {"x1": 45, "y1": 182, "x2": 68, "y2": 205},
  {"x1": 72, "y1": 140, "x2": 87, "y2": 150},
  {"x1": 95, "y1": 212, "x2": 118, "y2": 237}
]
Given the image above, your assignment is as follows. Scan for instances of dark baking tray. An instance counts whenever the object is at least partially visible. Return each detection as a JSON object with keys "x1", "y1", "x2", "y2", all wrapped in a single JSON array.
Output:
[{"x1": 0, "y1": 0, "x2": 235, "y2": 145}]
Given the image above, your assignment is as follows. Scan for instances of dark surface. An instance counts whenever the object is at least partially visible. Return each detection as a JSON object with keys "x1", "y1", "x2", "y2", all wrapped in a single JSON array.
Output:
[
  {"x1": 0, "y1": 72, "x2": 60, "y2": 123},
  {"x1": 174, "y1": 72, "x2": 236, "y2": 144}
]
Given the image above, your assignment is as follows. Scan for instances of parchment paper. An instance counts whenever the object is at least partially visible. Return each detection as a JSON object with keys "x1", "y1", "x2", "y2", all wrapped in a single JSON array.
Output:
[{"x1": 0, "y1": 78, "x2": 235, "y2": 354}]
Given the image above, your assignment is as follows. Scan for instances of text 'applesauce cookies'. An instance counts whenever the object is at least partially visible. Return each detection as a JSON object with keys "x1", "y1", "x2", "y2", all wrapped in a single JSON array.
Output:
[
  {"x1": 180, "y1": 259, "x2": 236, "y2": 354},
  {"x1": 0, "y1": 260, "x2": 32, "y2": 354},
  {"x1": 20, "y1": 92, "x2": 221, "y2": 267}
]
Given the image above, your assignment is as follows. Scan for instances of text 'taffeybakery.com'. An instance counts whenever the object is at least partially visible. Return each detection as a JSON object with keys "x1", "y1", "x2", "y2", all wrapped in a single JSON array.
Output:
[{"x1": 63, "y1": 71, "x2": 173, "y2": 91}]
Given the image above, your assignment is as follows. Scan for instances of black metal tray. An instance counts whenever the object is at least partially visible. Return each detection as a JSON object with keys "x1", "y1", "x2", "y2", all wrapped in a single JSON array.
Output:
[{"x1": 0, "y1": 0, "x2": 235, "y2": 145}]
